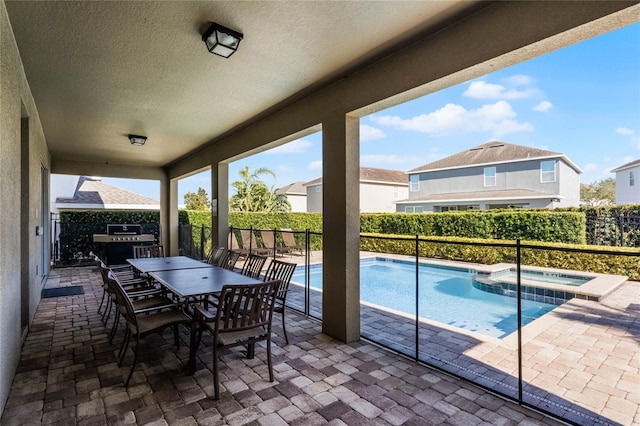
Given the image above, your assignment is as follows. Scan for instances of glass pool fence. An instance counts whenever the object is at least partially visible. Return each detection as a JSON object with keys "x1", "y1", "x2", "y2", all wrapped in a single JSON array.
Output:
[{"x1": 179, "y1": 226, "x2": 639, "y2": 426}]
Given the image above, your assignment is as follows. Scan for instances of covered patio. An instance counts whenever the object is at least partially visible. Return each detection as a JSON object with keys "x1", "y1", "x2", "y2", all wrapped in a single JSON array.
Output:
[{"x1": 1, "y1": 1, "x2": 638, "y2": 424}]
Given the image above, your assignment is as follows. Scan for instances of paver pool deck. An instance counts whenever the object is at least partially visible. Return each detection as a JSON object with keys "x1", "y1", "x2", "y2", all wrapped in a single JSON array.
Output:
[{"x1": 2, "y1": 253, "x2": 638, "y2": 425}]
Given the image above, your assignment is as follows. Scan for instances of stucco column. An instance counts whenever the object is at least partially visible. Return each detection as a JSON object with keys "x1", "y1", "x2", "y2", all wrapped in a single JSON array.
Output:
[
  {"x1": 321, "y1": 114, "x2": 360, "y2": 342},
  {"x1": 212, "y1": 162, "x2": 229, "y2": 248},
  {"x1": 160, "y1": 175, "x2": 178, "y2": 256}
]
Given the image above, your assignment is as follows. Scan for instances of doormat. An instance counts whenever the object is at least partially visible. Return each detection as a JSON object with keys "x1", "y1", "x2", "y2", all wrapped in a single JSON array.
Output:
[{"x1": 42, "y1": 286, "x2": 85, "y2": 298}]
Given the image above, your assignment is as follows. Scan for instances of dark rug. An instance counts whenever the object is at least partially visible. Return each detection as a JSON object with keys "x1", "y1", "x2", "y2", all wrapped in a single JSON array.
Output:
[{"x1": 42, "y1": 286, "x2": 85, "y2": 298}]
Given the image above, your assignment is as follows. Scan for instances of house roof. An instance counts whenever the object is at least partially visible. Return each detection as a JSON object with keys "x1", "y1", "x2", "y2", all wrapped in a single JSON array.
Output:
[
  {"x1": 304, "y1": 167, "x2": 408, "y2": 187},
  {"x1": 610, "y1": 159, "x2": 640, "y2": 172},
  {"x1": 408, "y1": 141, "x2": 582, "y2": 174},
  {"x1": 56, "y1": 176, "x2": 159, "y2": 209},
  {"x1": 275, "y1": 182, "x2": 307, "y2": 196},
  {"x1": 395, "y1": 188, "x2": 560, "y2": 204}
]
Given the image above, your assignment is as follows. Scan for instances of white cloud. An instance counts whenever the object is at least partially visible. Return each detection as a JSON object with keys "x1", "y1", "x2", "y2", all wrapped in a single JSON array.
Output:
[
  {"x1": 533, "y1": 101, "x2": 553, "y2": 112},
  {"x1": 360, "y1": 124, "x2": 386, "y2": 142},
  {"x1": 266, "y1": 139, "x2": 312, "y2": 154},
  {"x1": 308, "y1": 160, "x2": 322, "y2": 170},
  {"x1": 504, "y1": 74, "x2": 534, "y2": 86},
  {"x1": 616, "y1": 127, "x2": 635, "y2": 136},
  {"x1": 583, "y1": 163, "x2": 598, "y2": 172},
  {"x1": 371, "y1": 101, "x2": 533, "y2": 137},
  {"x1": 463, "y1": 81, "x2": 538, "y2": 100},
  {"x1": 615, "y1": 127, "x2": 640, "y2": 150}
]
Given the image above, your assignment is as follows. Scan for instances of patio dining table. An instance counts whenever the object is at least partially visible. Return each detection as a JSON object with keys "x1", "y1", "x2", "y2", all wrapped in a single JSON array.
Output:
[
  {"x1": 148, "y1": 266, "x2": 262, "y2": 300},
  {"x1": 126, "y1": 255, "x2": 210, "y2": 273},
  {"x1": 147, "y1": 266, "x2": 264, "y2": 375}
]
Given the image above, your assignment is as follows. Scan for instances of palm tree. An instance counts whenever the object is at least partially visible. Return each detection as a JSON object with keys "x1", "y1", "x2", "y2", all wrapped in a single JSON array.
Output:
[{"x1": 229, "y1": 166, "x2": 290, "y2": 212}]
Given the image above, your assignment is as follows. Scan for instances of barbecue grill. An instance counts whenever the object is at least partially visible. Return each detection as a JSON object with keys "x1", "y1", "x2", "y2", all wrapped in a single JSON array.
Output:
[{"x1": 93, "y1": 224, "x2": 155, "y2": 265}]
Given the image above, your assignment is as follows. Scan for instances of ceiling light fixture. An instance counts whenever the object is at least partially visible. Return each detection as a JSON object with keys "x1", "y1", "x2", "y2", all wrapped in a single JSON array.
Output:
[
  {"x1": 202, "y1": 22, "x2": 243, "y2": 58},
  {"x1": 128, "y1": 134, "x2": 147, "y2": 146}
]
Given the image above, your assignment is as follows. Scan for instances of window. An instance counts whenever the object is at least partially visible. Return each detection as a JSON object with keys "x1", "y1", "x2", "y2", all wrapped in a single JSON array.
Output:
[
  {"x1": 405, "y1": 206, "x2": 423, "y2": 213},
  {"x1": 484, "y1": 167, "x2": 496, "y2": 187},
  {"x1": 441, "y1": 206, "x2": 458, "y2": 212},
  {"x1": 541, "y1": 160, "x2": 556, "y2": 182},
  {"x1": 630, "y1": 171, "x2": 635, "y2": 187},
  {"x1": 409, "y1": 175, "x2": 419, "y2": 192}
]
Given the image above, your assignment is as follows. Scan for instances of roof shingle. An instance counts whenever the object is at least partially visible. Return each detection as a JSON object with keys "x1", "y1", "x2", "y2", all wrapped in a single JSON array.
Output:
[
  {"x1": 409, "y1": 141, "x2": 565, "y2": 173},
  {"x1": 56, "y1": 176, "x2": 159, "y2": 207}
]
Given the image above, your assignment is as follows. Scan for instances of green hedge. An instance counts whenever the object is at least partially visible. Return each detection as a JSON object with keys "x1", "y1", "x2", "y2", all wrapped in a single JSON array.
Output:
[
  {"x1": 59, "y1": 210, "x2": 160, "y2": 263},
  {"x1": 360, "y1": 233, "x2": 640, "y2": 281},
  {"x1": 360, "y1": 211, "x2": 586, "y2": 244}
]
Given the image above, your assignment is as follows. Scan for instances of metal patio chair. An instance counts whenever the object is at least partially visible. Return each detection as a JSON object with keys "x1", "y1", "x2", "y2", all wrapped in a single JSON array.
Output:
[
  {"x1": 262, "y1": 259, "x2": 297, "y2": 344},
  {"x1": 190, "y1": 280, "x2": 279, "y2": 399}
]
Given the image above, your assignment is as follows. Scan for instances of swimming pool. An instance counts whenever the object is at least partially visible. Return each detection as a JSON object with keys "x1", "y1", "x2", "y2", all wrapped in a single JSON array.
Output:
[{"x1": 291, "y1": 258, "x2": 557, "y2": 338}]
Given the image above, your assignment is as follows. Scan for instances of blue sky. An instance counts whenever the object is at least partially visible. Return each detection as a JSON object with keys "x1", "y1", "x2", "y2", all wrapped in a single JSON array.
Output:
[{"x1": 103, "y1": 23, "x2": 639, "y2": 203}]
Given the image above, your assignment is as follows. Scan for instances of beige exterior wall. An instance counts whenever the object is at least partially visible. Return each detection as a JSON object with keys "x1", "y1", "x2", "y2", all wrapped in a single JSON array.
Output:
[
  {"x1": 307, "y1": 183, "x2": 408, "y2": 213},
  {"x1": 286, "y1": 194, "x2": 307, "y2": 212},
  {"x1": 360, "y1": 183, "x2": 408, "y2": 213},
  {"x1": 306, "y1": 185, "x2": 323, "y2": 212},
  {"x1": 0, "y1": 1, "x2": 51, "y2": 412},
  {"x1": 615, "y1": 165, "x2": 640, "y2": 204}
]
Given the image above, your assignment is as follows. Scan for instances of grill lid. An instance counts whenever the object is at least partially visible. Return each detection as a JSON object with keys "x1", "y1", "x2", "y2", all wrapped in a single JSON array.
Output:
[{"x1": 107, "y1": 224, "x2": 142, "y2": 235}]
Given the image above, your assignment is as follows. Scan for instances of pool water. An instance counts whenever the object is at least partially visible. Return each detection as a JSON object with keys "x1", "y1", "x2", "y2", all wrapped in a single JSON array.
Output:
[{"x1": 292, "y1": 258, "x2": 556, "y2": 338}]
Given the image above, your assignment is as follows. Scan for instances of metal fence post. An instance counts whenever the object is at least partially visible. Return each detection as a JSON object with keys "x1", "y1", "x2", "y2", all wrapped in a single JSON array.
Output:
[
  {"x1": 516, "y1": 238, "x2": 523, "y2": 402},
  {"x1": 200, "y1": 224, "x2": 205, "y2": 260},
  {"x1": 415, "y1": 234, "x2": 419, "y2": 362}
]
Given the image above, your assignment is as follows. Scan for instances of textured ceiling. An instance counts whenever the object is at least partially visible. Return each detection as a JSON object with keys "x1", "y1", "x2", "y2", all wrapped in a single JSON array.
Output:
[{"x1": 5, "y1": 1, "x2": 478, "y2": 168}]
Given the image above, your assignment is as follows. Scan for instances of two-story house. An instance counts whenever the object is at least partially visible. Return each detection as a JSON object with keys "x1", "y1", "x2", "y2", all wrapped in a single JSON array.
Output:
[
  {"x1": 305, "y1": 167, "x2": 408, "y2": 213},
  {"x1": 611, "y1": 159, "x2": 640, "y2": 204},
  {"x1": 396, "y1": 141, "x2": 582, "y2": 212}
]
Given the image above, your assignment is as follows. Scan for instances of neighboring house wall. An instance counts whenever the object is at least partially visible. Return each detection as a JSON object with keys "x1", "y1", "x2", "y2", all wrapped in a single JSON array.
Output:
[
  {"x1": 411, "y1": 160, "x2": 563, "y2": 198},
  {"x1": 286, "y1": 194, "x2": 307, "y2": 212},
  {"x1": 1, "y1": 2, "x2": 51, "y2": 413},
  {"x1": 557, "y1": 160, "x2": 581, "y2": 206},
  {"x1": 361, "y1": 182, "x2": 408, "y2": 212},
  {"x1": 306, "y1": 184, "x2": 323, "y2": 212},
  {"x1": 307, "y1": 182, "x2": 408, "y2": 213},
  {"x1": 615, "y1": 164, "x2": 640, "y2": 204}
]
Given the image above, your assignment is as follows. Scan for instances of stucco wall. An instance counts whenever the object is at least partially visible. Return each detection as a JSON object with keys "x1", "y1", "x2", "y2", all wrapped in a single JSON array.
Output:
[
  {"x1": 615, "y1": 166, "x2": 640, "y2": 204},
  {"x1": 360, "y1": 183, "x2": 408, "y2": 213},
  {"x1": 0, "y1": 1, "x2": 50, "y2": 413},
  {"x1": 287, "y1": 194, "x2": 307, "y2": 212},
  {"x1": 306, "y1": 185, "x2": 322, "y2": 212}
]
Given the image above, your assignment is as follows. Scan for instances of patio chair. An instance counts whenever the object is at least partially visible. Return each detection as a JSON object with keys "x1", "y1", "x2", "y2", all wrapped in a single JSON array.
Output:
[
  {"x1": 107, "y1": 271, "x2": 175, "y2": 345},
  {"x1": 262, "y1": 259, "x2": 297, "y2": 344},
  {"x1": 259, "y1": 230, "x2": 289, "y2": 257},
  {"x1": 206, "y1": 246, "x2": 226, "y2": 265},
  {"x1": 281, "y1": 229, "x2": 304, "y2": 256},
  {"x1": 151, "y1": 244, "x2": 165, "y2": 257},
  {"x1": 109, "y1": 271, "x2": 191, "y2": 387},
  {"x1": 219, "y1": 250, "x2": 242, "y2": 271},
  {"x1": 240, "y1": 229, "x2": 268, "y2": 255},
  {"x1": 229, "y1": 231, "x2": 250, "y2": 258},
  {"x1": 98, "y1": 262, "x2": 158, "y2": 325},
  {"x1": 190, "y1": 280, "x2": 279, "y2": 399},
  {"x1": 240, "y1": 253, "x2": 268, "y2": 279}
]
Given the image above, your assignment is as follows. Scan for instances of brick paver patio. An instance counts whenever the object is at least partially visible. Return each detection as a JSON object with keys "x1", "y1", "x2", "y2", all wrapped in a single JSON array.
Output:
[
  {"x1": 282, "y1": 253, "x2": 639, "y2": 426},
  {"x1": 0, "y1": 265, "x2": 567, "y2": 425}
]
